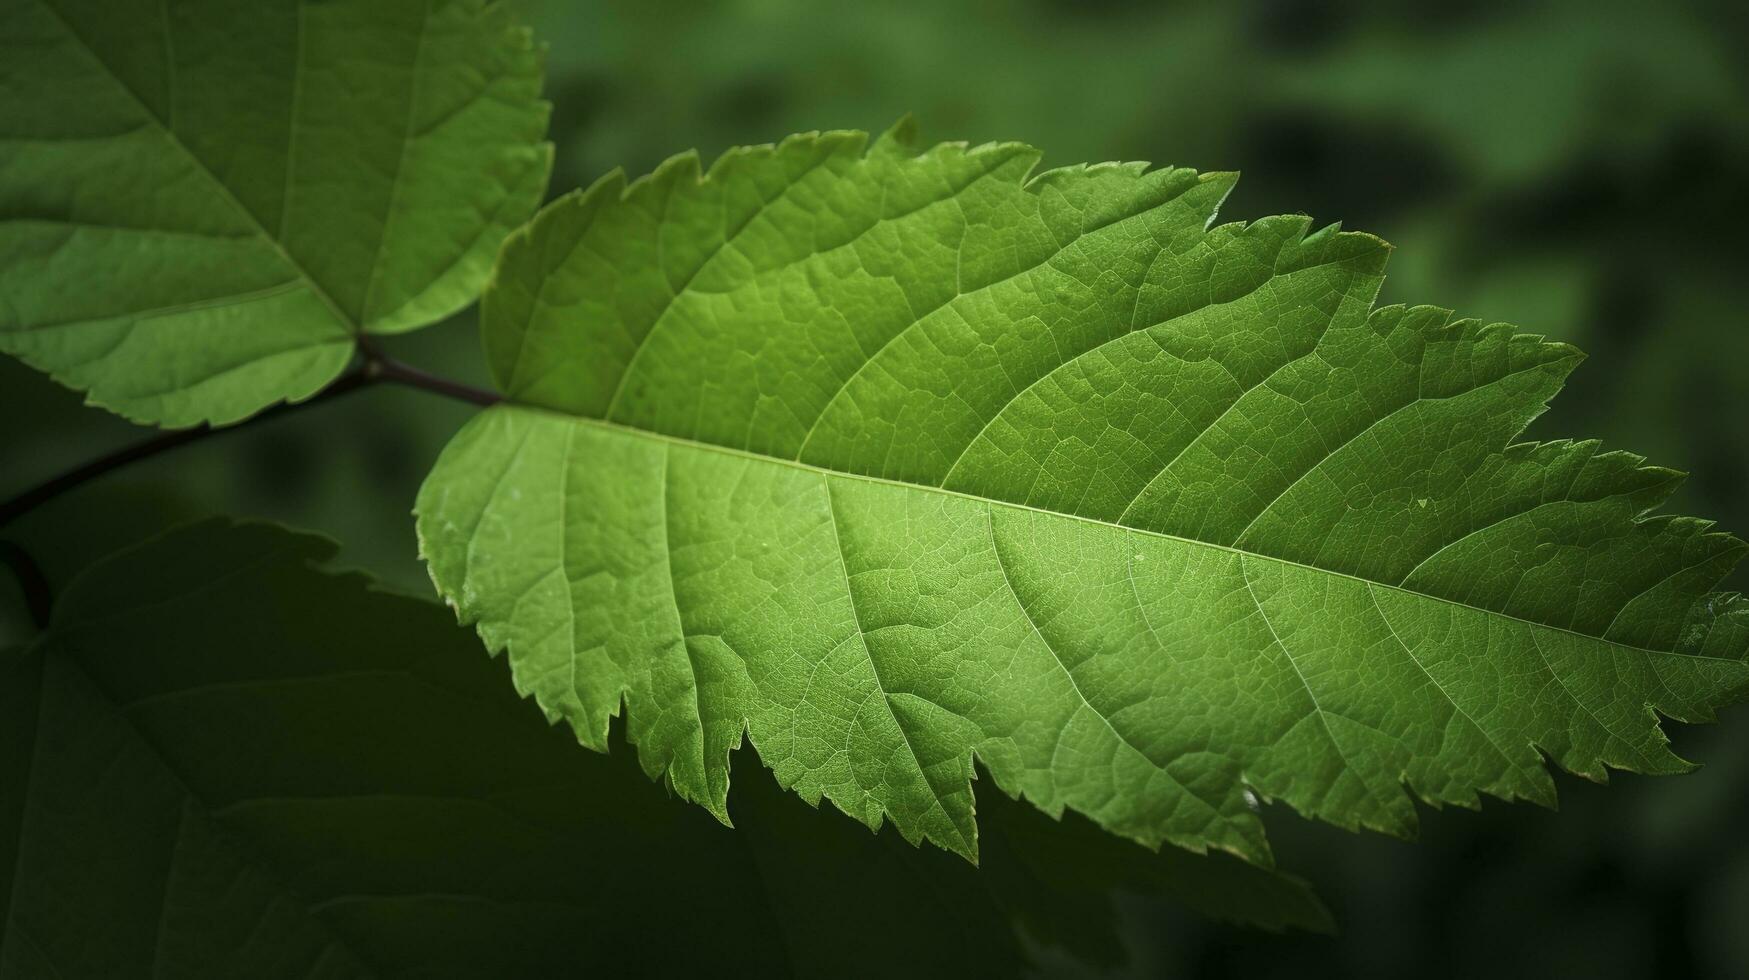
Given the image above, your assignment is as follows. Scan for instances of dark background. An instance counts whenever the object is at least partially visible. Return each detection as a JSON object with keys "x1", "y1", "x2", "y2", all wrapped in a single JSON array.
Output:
[{"x1": 4, "y1": 0, "x2": 1746, "y2": 975}]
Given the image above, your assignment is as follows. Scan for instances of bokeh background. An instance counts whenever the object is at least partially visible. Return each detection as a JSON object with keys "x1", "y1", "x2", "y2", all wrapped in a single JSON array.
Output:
[{"x1": 3, "y1": 0, "x2": 1746, "y2": 975}]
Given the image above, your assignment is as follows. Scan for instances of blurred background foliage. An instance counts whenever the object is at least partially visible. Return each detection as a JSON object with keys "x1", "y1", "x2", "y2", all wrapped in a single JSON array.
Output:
[{"x1": 2, "y1": 0, "x2": 1745, "y2": 975}]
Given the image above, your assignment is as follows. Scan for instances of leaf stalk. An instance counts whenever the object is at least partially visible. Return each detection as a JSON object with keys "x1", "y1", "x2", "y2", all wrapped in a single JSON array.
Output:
[{"x1": 1, "y1": 344, "x2": 500, "y2": 529}]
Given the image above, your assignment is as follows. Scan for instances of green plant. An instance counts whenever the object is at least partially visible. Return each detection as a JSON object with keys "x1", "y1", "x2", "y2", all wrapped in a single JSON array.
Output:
[
  {"x1": 4, "y1": 0, "x2": 1745, "y2": 972},
  {"x1": 4, "y1": 520, "x2": 1325, "y2": 974}
]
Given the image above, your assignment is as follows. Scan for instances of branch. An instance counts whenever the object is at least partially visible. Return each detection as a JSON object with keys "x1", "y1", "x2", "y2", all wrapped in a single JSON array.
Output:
[
  {"x1": 0, "y1": 349, "x2": 500, "y2": 530},
  {"x1": 362, "y1": 345, "x2": 501, "y2": 407},
  {"x1": 0, "y1": 368, "x2": 377, "y2": 528}
]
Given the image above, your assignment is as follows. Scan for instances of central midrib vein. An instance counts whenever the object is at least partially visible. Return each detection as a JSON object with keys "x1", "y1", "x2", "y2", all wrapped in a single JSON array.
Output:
[{"x1": 504, "y1": 403, "x2": 1736, "y2": 667}]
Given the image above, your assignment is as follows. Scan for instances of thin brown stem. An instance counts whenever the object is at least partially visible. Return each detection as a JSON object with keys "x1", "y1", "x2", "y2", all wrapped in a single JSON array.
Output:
[
  {"x1": 0, "y1": 347, "x2": 500, "y2": 529},
  {"x1": 361, "y1": 344, "x2": 501, "y2": 407},
  {"x1": 0, "y1": 368, "x2": 376, "y2": 528}
]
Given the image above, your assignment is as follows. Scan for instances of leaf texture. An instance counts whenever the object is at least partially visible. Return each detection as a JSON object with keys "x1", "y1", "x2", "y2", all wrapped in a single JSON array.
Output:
[
  {"x1": 0, "y1": 521, "x2": 1327, "y2": 979},
  {"x1": 0, "y1": 0, "x2": 551, "y2": 426},
  {"x1": 416, "y1": 124, "x2": 1749, "y2": 864}
]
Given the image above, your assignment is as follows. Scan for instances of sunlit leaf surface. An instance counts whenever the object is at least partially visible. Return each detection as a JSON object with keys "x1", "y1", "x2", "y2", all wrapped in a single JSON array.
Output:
[{"x1": 419, "y1": 124, "x2": 1749, "y2": 864}]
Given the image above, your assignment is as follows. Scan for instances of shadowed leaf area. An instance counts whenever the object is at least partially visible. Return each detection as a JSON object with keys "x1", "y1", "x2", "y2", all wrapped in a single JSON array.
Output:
[
  {"x1": 0, "y1": 520, "x2": 1326, "y2": 979},
  {"x1": 0, "y1": 0, "x2": 551, "y2": 426},
  {"x1": 417, "y1": 123, "x2": 1749, "y2": 866}
]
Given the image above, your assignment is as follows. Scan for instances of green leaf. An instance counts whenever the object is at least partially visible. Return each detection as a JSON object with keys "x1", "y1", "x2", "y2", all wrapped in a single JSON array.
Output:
[
  {"x1": 416, "y1": 124, "x2": 1749, "y2": 865},
  {"x1": 1, "y1": 520, "x2": 1328, "y2": 978},
  {"x1": 0, "y1": 0, "x2": 552, "y2": 427}
]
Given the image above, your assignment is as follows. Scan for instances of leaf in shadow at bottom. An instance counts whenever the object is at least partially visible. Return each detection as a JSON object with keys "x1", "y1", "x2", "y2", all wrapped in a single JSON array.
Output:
[{"x1": 0, "y1": 519, "x2": 1326, "y2": 979}]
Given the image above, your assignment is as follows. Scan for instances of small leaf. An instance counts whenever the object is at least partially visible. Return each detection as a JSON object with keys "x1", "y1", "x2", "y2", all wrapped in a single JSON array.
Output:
[
  {"x1": 0, "y1": 520, "x2": 1328, "y2": 978},
  {"x1": 0, "y1": 0, "x2": 552, "y2": 427},
  {"x1": 418, "y1": 127, "x2": 1749, "y2": 864}
]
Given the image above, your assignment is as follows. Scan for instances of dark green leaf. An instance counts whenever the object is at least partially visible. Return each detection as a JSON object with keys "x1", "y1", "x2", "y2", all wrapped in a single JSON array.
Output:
[{"x1": 0, "y1": 520, "x2": 1327, "y2": 978}]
